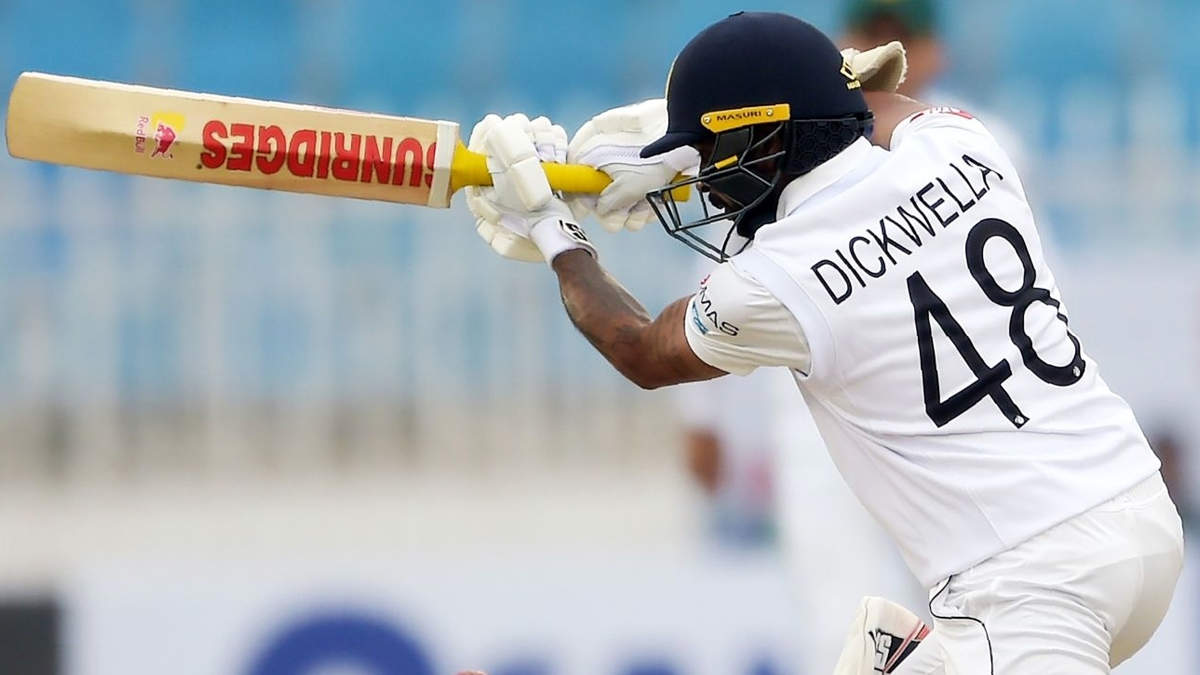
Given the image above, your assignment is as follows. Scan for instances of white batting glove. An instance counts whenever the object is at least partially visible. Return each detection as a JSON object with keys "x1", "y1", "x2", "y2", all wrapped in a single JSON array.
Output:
[
  {"x1": 567, "y1": 99, "x2": 699, "y2": 233},
  {"x1": 841, "y1": 41, "x2": 908, "y2": 93},
  {"x1": 466, "y1": 114, "x2": 595, "y2": 264},
  {"x1": 832, "y1": 596, "x2": 929, "y2": 675}
]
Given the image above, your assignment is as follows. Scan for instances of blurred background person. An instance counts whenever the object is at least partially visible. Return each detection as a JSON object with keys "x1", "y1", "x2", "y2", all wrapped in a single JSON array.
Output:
[
  {"x1": 675, "y1": 370, "x2": 779, "y2": 550},
  {"x1": 841, "y1": 0, "x2": 942, "y2": 99},
  {"x1": 840, "y1": 0, "x2": 1027, "y2": 168},
  {"x1": 1151, "y1": 426, "x2": 1195, "y2": 526}
]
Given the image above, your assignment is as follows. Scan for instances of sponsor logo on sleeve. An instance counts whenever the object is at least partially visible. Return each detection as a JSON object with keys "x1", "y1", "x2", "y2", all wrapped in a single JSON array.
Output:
[
  {"x1": 689, "y1": 298, "x2": 710, "y2": 335},
  {"x1": 695, "y1": 285, "x2": 740, "y2": 336},
  {"x1": 910, "y1": 107, "x2": 974, "y2": 122}
]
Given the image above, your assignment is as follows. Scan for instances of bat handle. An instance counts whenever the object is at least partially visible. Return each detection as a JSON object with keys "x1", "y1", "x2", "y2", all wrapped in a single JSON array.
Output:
[
  {"x1": 543, "y1": 162, "x2": 612, "y2": 194},
  {"x1": 450, "y1": 145, "x2": 690, "y2": 200}
]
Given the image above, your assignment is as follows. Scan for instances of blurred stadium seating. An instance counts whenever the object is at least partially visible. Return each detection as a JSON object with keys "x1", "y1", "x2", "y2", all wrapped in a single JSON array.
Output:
[{"x1": 0, "y1": 0, "x2": 1196, "y2": 481}]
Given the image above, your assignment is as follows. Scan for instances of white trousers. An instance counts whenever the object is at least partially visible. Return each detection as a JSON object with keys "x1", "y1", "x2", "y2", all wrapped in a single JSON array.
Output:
[{"x1": 895, "y1": 472, "x2": 1184, "y2": 674}]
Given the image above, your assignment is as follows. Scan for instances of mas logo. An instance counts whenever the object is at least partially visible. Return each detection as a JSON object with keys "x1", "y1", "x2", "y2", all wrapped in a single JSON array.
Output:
[{"x1": 135, "y1": 112, "x2": 186, "y2": 158}]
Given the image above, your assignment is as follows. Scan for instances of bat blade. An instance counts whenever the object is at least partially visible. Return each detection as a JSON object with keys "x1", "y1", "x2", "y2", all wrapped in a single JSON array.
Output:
[
  {"x1": 5, "y1": 72, "x2": 462, "y2": 207},
  {"x1": 5, "y1": 72, "x2": 685, "y2": 209}
]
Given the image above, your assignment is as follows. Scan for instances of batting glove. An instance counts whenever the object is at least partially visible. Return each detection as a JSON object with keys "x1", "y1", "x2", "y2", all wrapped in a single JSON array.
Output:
[
  {"x1": 466, "y1": 114, "x2": 595, "y2": 264},
  {"x1": 832, "y1": 596, "x2": 930, "y2": 675},
  {"x1": 841, "y1": 41, "x2": 908, "y2": 93},
  {"x1": 567, "y1": 99, "x2": 699, "y2": 233}
]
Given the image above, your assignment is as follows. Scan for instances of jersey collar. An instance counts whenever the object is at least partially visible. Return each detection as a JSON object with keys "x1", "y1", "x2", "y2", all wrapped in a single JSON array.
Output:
[{"x1": 776, "y1": 137, "x2": 879, "y2": 220}]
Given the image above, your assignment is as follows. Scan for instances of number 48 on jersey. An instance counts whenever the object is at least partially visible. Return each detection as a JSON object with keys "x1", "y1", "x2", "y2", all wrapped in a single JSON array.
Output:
[{"x1": 908, "y1": 218, "x2": 1085, "y2": 428}]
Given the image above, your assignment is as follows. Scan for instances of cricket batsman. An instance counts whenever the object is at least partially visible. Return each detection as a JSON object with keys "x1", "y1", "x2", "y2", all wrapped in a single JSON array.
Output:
[{"x1": 462, "y1": 11, "x2": 1183, "y2": 673}]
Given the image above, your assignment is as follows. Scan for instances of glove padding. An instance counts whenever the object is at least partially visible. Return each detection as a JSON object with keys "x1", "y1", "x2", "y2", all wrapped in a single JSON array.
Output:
[
  {"x1": 465, "y1": 113, "x2": 595, "y2": 264},
  {"x1": 841, "y1": 41, "x2": 908, "y2": 93},
  {"x1": 567, "y1": 99, "x2": 699, "y2": 233},
  {"x1": 832, "y1": 596, "x2": 930, "y2": 675}
]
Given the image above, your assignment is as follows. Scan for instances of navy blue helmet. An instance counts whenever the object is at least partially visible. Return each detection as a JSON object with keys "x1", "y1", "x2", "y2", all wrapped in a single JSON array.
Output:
[{"x1": 642, "y1": 12, "x2": 874, "y2": 261}]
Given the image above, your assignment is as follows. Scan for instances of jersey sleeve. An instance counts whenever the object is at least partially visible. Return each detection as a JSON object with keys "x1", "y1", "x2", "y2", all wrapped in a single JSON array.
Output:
[
  {"x1": 890, "y1": 106, "x2": 997, "y2": 150},
  {"x1": 682, "y1": 261, "x2": 811, "y2": 376}
]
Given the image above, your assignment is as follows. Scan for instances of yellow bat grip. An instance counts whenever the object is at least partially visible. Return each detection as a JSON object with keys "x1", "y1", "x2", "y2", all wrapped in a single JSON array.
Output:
[
  {"x1": 450, "y1": 143, "x2": 690, "y2": 200},
  {"x1": 543, "y1": 162, "x2": 613, "y2": 194}
]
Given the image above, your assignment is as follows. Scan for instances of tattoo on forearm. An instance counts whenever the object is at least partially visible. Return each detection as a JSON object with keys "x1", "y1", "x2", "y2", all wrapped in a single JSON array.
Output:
[
  {"x1": 553, "y1": 251, "x2": 650, "y2": 366},
  {"x1": 550, "y1": 250, "x2": 723, "y2": 387}
]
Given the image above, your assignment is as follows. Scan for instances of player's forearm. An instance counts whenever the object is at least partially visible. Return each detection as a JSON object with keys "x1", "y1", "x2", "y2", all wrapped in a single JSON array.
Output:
[
  {"x1": 551, "y1": 250, "x2": 725, "y2": 389},
  {"x1": 551, "y1": 250, "x2": 660, "y2": 387}
]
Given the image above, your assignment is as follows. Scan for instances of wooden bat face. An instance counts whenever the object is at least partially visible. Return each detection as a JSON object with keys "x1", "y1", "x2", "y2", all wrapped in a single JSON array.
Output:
[
  {"x1": 6, "y1": 72, "x2": 461, "y2": 207},
  {"x1": 6, "y1": 72, "x2": 685, "y2": 210}
]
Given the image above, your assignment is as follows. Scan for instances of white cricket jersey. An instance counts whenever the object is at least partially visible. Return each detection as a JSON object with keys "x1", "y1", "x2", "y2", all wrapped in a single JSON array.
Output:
[{"x1": 683, "y1": 109, "x2": 1160, "y2": 587}]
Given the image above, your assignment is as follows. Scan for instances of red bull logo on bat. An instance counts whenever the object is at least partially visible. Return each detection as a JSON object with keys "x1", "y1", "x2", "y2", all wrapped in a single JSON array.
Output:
[
  {"x1": 134, "y1": 112, "x2": 185, "y2": 158},
  {"x1": 198, "y1": 120, "x2": 436, "y2": 188},
  {"x1": 152, "y1": 122, "x2": 177, "y2": 156}
]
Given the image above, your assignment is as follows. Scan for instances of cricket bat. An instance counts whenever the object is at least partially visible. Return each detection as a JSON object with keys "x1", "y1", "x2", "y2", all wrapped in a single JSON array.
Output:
[{"x1": 5, "y1": 72, "x2": 682, "y2": 208}]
